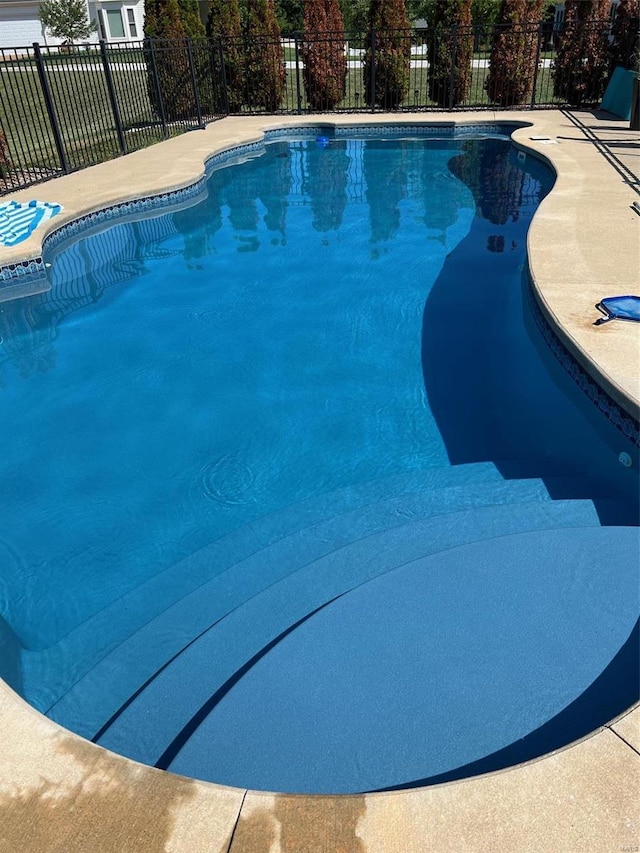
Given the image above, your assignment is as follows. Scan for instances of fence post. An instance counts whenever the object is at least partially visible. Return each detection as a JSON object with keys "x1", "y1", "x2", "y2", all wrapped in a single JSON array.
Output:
[
  {"x1": 186, "y1": 38, "x2": 204, "y2": 128},
  {"x1": 448, "y1": 26, "x2": 457, "y2": 110},
  {"x1": 216, "y1": 38, "x2": 230, "y2": 115},
  {"x1": 530, "y1": 23, "x2": 543, "y2": 109},
  {"x1": 32, "y1": 42, "x2": 69, "y2": 174},
  {"x1": 243, "y1": 32, "x2": 253, "y2": 114},
  {"x1": 370, "y1": 28, "x2": 376, "y2": 111},
  {"x1": 146, "y1": 38, "x2": 168, "y2": 138},
  {"x1": 294, "y1": 32, "x2": 303, "y2": 113},
  {"x1": 99, "y1": 40, "x2": 128, "y2": 154}
]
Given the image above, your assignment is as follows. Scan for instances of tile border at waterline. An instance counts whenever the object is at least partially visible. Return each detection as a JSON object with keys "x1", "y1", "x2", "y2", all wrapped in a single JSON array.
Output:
[
  {"x1": 0, "y1": 120, "x2": 518, "y2": 287},
  {"x1": 528, "y1": 286, "x2": 640, "y2": 447}
]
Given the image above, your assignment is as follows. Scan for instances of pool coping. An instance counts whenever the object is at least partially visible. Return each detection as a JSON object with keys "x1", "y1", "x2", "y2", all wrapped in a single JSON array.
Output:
[{"x1": 1, "y1": 111, "x2": 639, "y2": 852}]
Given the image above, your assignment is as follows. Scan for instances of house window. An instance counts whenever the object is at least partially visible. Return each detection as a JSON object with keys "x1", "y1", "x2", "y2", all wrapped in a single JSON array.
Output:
[
  {"x1": 105, "y1": 8, "x2": 125, "y2": 38},
  {"x1": 126, "y1": 8, "x2": 137, "y2": 37}
]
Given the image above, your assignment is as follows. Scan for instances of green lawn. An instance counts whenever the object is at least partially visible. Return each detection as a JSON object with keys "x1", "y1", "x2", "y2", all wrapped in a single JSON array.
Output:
[
  {"x1": 1, "y1": 54, "x2": 565, "y2": 184},
  {"x1": 0, "y1": 61, "x2": 189, "y2": 175}
]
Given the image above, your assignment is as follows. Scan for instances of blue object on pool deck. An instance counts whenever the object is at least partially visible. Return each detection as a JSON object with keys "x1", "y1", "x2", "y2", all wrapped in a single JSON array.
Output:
[
  {"x1": 600, "y1": 67, "x2": 636, "y2": 120},
  {"x1": 0, "y1": 199, "x2": 62, "y2": 247},
  {"x1": 594, "y1": 295, "x2": 640, "y2": 325}
]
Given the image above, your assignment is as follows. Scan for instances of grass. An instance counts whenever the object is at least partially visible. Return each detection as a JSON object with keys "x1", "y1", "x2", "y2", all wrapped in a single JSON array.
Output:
[
  {"x1": 0, "y1": 61, "x2": 187, "y2": 175},
  {"x1": 1, "y1": 54, "x2": 566, "y2": 188},
  {"x1": 0, "y1": 47, "x2": 145, "y2": 67}
]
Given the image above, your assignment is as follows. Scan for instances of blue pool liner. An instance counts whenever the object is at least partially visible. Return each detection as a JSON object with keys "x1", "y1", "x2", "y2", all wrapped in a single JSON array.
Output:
[
  {"x1": 0, "y1": 199, "x2": 62, "y2": 247},
  {"x1": 594, "y1": 295, "x2": 640, "y2": 325}
]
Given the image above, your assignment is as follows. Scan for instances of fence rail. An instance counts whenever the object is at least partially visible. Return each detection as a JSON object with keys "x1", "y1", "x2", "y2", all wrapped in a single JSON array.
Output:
[{"x1": 0, "y1": 20, "x2": 632, "y2": 195}]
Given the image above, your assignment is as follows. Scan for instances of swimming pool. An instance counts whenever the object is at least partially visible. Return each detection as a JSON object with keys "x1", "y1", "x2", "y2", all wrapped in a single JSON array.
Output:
[{"x1": 0, "y1": 126, "x2": 638, "y2": 794}]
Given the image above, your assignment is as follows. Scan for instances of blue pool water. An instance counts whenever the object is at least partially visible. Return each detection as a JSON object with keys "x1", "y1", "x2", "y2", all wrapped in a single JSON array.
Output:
[{"x1": 0, "y1": 131, "x2": 638, "y2": 794}]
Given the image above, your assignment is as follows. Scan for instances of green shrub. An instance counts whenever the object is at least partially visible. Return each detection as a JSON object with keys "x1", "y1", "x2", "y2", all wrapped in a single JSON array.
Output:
[
  {"x1": 243, "y1": 0, "x2": 286, "y2": 111},
  {"x1": 301, "y1": 0, "x2": 347, "y2": 110},
  {"x1": 427, "y1": 0, "x2": 473, "y2": 107},
  {"x1": 553, "y1": 0, "x2": 611, "y2": 105},
  {"x1": 485, "y1": 0, "x2": 545, "y2": 107},
  {"x1": 207, "y1": 0, "x2": 244, "y2": 111},
  {"x1": 363, "y1": 0, "x2": 412, "y2": 109}
]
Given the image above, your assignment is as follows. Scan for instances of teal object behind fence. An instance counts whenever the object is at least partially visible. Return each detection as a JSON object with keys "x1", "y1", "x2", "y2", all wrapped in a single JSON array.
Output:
[
  {"x1": 0, "y1": 200, "x2": 62, "y2": 248},
  {"x1": 600, "y1": 67, "x2": 636, "y2": 120}
]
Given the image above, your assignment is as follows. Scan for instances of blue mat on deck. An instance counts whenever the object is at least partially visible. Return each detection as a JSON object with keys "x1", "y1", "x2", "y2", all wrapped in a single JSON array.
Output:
[{"x1": 0, "y1": 199, "x2": 62, "y2": 247}]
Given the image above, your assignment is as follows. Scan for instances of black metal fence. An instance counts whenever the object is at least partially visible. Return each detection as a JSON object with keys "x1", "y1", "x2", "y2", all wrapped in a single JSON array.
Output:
[
  {"x1": 0, "y1": 20, "x2": 631, "y2": 195},
  {"x1": 0, "y1": 39, "x2": 226, "y2": 193}
]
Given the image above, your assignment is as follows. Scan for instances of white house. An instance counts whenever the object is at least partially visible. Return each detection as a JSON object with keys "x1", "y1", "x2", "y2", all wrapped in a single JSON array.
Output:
[{"x1": 0, "y1": 0, "x2": 145, "y2": 50}]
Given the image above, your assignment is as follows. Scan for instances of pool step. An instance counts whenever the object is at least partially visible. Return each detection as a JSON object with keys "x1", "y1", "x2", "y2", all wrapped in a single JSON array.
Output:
[
  {"x1": 22, "y1": 462, "x2": 510, "y2": 710},
  {"x1": 165, "y1": 526, "x2": 640, "y2": 793},
  {"x1": 66, "y1": 496, "x2": 601, "y2": 759},
  {"x1": 43, "y1": 475, "x2": 562, "y2": 732}
]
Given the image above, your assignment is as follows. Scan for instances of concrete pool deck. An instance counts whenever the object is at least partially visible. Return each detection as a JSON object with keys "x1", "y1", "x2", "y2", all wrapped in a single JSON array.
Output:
[{"x1": 0, "y1": 110, "x2": 638, "y2": 852}]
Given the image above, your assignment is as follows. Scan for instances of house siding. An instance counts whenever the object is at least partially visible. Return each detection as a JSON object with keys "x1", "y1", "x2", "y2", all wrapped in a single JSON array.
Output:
[
  {"x1": 0, "y1": 4, "x2": 55, "y2": 50},
  {"x1": 0, "y1": 0, "x2": 145, "y2": 51}
]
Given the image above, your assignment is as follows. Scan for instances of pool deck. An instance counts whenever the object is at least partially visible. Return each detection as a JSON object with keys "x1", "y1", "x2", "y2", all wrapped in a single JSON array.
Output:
[{"x1": 0, "y1": 110, "x2": 639, "y2": 852}]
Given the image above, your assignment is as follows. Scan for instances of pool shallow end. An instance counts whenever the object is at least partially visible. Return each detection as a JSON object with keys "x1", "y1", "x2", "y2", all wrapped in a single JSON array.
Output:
[{"x1": 0, "y1": 110, "x2": 639, "y2": 850}]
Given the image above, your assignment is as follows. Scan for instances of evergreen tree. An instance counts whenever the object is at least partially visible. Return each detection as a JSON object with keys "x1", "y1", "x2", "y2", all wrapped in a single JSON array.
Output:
[
  {"x1": 275, "y1": 0, "x2": 304, "y2": 31},
  {"x1": 38, "y1": 0, "x2": 97, "y2": 45},
  {"x1": 485, "y1": 0, "x2": 545, "y2": 107},
  {"x1": 177, "y1": 0, "x2": 215, "y2": 116},
  {"x1": 339, "y1": 0, "x2": 368, "y2": 31},
  {"x1": 144, "y1": 0, "x2": 196, "y2": 121},
  {"x1": 609, "y1": 0, "x2": 640, "y2": 72},
  {"x1": 207, "y1": 0, "x2": 244, "y2": 111},
  {"x1": 301, "y1": 0, "x2": 347, "y2": 110},
  {"x1": 144, "y1": 0, "x2": 185, "y2": 40},
  {"x1": 470, "y1": 0, "x2": 500, "y2": 26},
  {"x1": 553, "y1": 0, "x2": 611, "y2": 105},
  {"x1": 243, "y1": 0, "x2": 286, "y2": 111},
  {"x1": 363, "y1": 0, "x2": 412, "y2": 108},
  {"x1": 178, "y1": 0, "x2": 205, "y2": 36},
  {"x1": 427, "y1": 0, "x2": 473, "y2": 106}
]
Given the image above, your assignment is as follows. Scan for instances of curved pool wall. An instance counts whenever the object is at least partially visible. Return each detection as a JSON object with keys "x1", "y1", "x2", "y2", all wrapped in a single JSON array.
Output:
[{"x1": 0, "y1": 119, "x2": 638, "y2": 799}]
